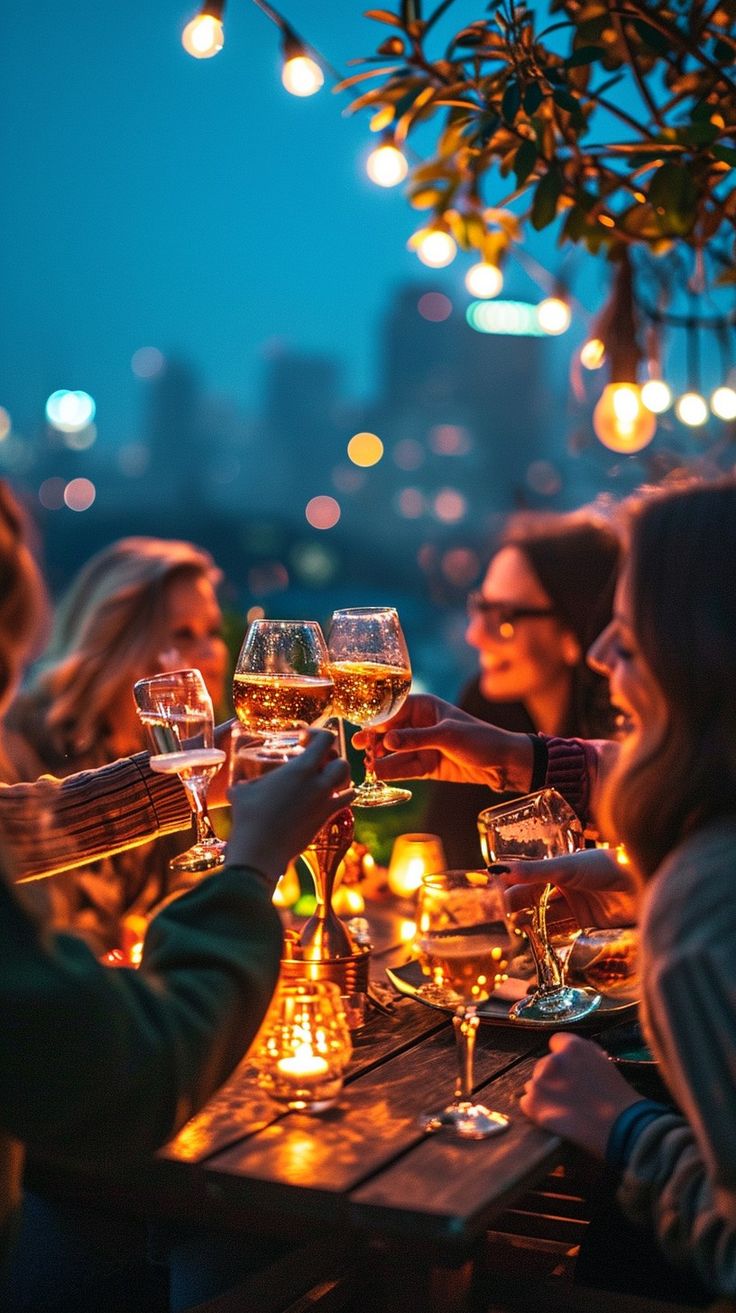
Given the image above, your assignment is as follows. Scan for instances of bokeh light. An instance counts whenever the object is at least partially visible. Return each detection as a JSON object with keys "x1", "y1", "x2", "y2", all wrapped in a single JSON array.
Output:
[
  {"x1": 464, "y1": 262, "x2": 503, "y2": 299},
  {"x1": 181, "y1": 14, "x2": 224, "y2": 58},
  {"x1": 428, "y1": 424, "x2": 470, "y2": 456},
  {"x1": 246, "y1": 606, "x2": 265, "y2": 624},
  {"x1": 711, "y1": 386, "x2": 736, "y2": 420},
  {"x1": 393, "y1": 438, "x2": 424, "y2": 471},
  {"x1": 64, "y1": 478, "x2": 96, "y2": 511},
  {"x1": 131, "y1": 347, "x2": 165, "y2": 379},
  {"x1": 282, "y1": 55, "x2": 324, "y2": 96},
  {"x1": 46, "y1": 390, "x2": 96, "y2": 433},
  {"x1": 593, "y1": 384, "x2": 656, "y2": 453},
  {"x1": 366, "y1": 143, "x2": 408, "y2": 187},
  {"x1": 433, "y1": 488, "x2": 467, "y2": 522},
  {"x1": 331, "y1": 465, "x2": 365, "y2": 493},
  {"x1": 305, "y1": 495, "x2": 341, "y2": 529},
  {"x1": 417, "y1": 292, "x2": 452, "y2": 322},
  {"x1": 63, "y1": 423, "x2": 97, "y2": 451},
  {"x1": 580, "y1": 338, "x2": 606, "y2": 370},
  {"x1": 675, "y1": 391, "x2": 708, "y2": 427},
  {"x1": 536, "y1": 296, "x2": 571, "y2": 335},
  {"x1": 0, "y1": 408, "x2": 10, "y2": 441},
  {"x1": 396, "y1": 488, "x2": 425, "y2": 518},
  {"x1": 467, "y1": 300, "x2": 545, "y2": 336},
  {"x1": 38, "y1": 477, "x2": 66, "y2": 511},
  {"x1": 290, "y1": 542, "x2": 337, "y2": 585},
  {"x1": 248, "y1": 562, "x2": 289, "y2": 595},
  {"x1": 441, "y1": 547, "x2": 480, "y2": 587},
  {"x1": 347, "y1": 431, "x2": 384, "y2": 467},
  {"x1": 526, "y1": 460, "x2": 561, "y2": 496},
  {"x1": 413, "y1": 229, "x2": 457, "y2": 268},
  {"x1": 641, "y1": 379, "x2": 673, "y2": 414}
]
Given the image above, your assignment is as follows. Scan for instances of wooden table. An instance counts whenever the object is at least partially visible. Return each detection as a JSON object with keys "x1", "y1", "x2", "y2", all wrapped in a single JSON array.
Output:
[{"x1": 29, "y1": 903, "x2": 567, "y2": 1311}]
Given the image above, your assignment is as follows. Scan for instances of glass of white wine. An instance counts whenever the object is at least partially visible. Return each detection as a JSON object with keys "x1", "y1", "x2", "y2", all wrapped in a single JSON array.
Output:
[
  {"x1": 232, "y1": 619, "x2": 334, "y2": 752},
  {"x1": 327, "y1": 606, "x2": 412, "y2": 808},
  {"x1": 133, "y1": 668, "x2": 227, "y2": 874},
  {"x1": 478, "y1": 788, "x2": 601, "y2": 1024},
  {"x1": 416, "y1": 870, "x2": 513, "y2": 1139}
]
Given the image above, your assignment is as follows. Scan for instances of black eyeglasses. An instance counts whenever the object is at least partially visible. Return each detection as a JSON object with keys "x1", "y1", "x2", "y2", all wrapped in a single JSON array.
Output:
[{"x1": 466, "y1": 593, "x2": 556, "y2": 639}]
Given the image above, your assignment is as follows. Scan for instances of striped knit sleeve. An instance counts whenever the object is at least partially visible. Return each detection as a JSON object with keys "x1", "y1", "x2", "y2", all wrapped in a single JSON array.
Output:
[{"x1": 0, "y1": 754, "x2": 191, "y2": 883}]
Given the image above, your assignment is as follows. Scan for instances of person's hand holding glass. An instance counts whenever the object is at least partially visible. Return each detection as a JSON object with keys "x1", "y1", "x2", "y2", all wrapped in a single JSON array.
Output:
[
  {"x1": 134, "y1": 668, "x2": 227, "y2": 873},
  {"x1": 415, "y1": 870, "x2": 513, "y2": 1138},
  {"x1": 327, "y1": 606, "x2": 412, "y2": 807},
  {"x1": 478, "y1": 789, "x2": 601, "y2": 1023}
]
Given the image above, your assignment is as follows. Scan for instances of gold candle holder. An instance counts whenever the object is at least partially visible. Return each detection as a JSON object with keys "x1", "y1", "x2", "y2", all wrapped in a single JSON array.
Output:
[{"x1": 252, "y1": 980, "x2": 353, "y2": 1112}]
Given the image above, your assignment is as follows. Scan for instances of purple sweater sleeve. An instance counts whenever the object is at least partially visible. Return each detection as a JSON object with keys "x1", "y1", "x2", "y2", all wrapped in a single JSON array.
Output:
[{"x1": 539, "y1": 735, "x2": 607, "y2": 827}]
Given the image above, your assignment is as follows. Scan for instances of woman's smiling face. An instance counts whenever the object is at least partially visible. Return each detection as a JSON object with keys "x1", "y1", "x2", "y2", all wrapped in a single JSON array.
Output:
[{"x1": 587, "y1": 563, "x2": 669, "y2": 753}]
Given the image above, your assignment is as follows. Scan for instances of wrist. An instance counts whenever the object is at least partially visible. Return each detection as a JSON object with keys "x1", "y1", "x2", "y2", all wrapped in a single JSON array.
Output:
[{"x1": 493, "y1": 729, "x2": 534, "y2": 793}]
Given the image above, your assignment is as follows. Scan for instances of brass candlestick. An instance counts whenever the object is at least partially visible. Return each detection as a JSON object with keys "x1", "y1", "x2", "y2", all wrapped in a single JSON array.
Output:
[{"x1": 299, "y1": 807, "x2": 355, "y2": 960}]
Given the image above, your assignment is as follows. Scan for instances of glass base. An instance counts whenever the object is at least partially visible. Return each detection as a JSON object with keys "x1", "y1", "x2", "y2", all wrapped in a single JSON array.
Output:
[
  {"x1": 422, "y1": 1100, "x2": 510, "y2": 1139},
  {"x1": 352, "y1": 780, "x2": 412, "y2": 809},
  {"x1": 509, "y1": 985, "x2": 601, "y2": 1025},
  {"x1": 169, "y1": 838, "x2": 228, "y2": 874}
]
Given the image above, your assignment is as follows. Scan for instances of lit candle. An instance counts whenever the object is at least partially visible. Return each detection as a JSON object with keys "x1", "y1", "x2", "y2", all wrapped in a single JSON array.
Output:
[
  {"x1": 387, "y1": 833, "x2": 447, "y2": 899},
  {"x1": 276, "y1": 1043, "x2": 329, "y2": 1083}
]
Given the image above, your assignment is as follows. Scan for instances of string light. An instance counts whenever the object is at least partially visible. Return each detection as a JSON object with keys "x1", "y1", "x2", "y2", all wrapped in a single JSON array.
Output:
[
  {"x1": 411, "y1": 227, "x2": 457, "y2": 268},
  {"x1": 464, "y1": 262, "x2": 503, "y2": 299},
  {"x1": 675, "y1": 391, "x2": 708, "y2": 427},
  {"x1": 641, "y1": 379, "x2": 672, "y2": 414},
  {"x1": 593, "y1": 383, "x2": 656, "y2": 453},
  {"x1": 281, "y1": 49, "x2": 323, "y2": 96},
  {"x1": 182, "y1": 3, "x2": 224, "y2": 58},
  {"x1": 366, "y1": 140, "x2": 408, "y2": 187},
  {"x1": 580, "y1": 338, "x2": 606, "y2": 370},
  {"x1": 711, "y1": 386, "x2": 736, "y2": 420},
  {"x1": 536, "y1": 296, "x2": 571, "y2": 335}
]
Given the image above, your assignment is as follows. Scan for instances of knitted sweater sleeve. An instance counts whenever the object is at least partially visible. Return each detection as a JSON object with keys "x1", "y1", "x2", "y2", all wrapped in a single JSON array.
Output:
[{"x1": 540, "y1": 735, "x2": 620, "y2": 829}]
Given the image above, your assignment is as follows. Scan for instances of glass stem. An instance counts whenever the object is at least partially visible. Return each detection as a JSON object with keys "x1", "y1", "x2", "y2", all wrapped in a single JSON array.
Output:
[
  {"x1": 362, "y1": 730, "x2": 378, "y2": 787},
  {"x1": 453, "y1": 1005, "x2": 479, "y2": 1102},
  {"x1": 182, "y1": 781, "x2": 218, "y2": 847},
  {"x1": 525, "y1": 883, "x2": 566, "y2": 993}
]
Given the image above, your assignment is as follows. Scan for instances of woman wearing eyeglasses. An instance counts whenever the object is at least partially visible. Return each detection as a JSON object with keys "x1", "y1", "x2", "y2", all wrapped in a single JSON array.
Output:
[{"x1": 423, "y1": 512, "x2": 620, "y2": 866}]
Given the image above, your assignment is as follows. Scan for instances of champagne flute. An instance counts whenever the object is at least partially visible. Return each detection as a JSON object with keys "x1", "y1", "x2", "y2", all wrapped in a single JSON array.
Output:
[
  {"x1": 133, "y1": 668, "x2": 227, "y2": 874},
  {"x1": 327, "y1": 606, "x2": 412, "y2": 808},
  {"x1": 477, "y1": 788, "x2": 601, "y2": 1024},
  {"x1": 416, "y1": 870, "x2": 513, "y2": 1139},
  {"x1": 233, "y1": 619, "x2": 334, "y2": 751}
]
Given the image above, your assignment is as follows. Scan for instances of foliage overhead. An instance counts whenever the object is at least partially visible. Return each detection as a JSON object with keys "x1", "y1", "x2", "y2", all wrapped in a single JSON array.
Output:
[{"x1": 342, "y1": 0, "x2": 736, "y2": 280}]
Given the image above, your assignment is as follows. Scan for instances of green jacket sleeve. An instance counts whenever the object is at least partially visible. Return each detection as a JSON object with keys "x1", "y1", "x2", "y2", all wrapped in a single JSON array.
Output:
[{"x1": 0, "y1": 864, "x2": 282, "y2": 1159}]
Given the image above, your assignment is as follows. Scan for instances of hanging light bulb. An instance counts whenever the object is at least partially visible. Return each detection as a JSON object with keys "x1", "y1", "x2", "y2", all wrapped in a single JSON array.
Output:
[
  {"x1": 711, "y1": 386, "x2": 736, "y2": 421},
  {"x1": 675, "y1": 391, "x2": 708, "y2": 427},
  {"x1": 641, "y1": 379, "x2": 672, "y2": 414},
  {"x1": 580, "y1": 338, "x2": 606, "y2": 370},
  {"x1": 281, "y1": 37, "x2": 324, "y2": 96},
  {"x1": 593, "y1": 383, "x2": 656, "y2": 453},
  {"x1": 465, "y1": 262, "x2": 503, "y2": 299},
  {"x1": 366, "y1": 140, "x2": 408, "y2": 187},
  {"x1": 412, "y1": 227, "x2": 457, "y2": 268},
  {"x1": 536, "y1": 296, "x2": 571, "y2": 335},
  {"x1": 182, "y1": 3, "x2": 224, "y2": 58}
]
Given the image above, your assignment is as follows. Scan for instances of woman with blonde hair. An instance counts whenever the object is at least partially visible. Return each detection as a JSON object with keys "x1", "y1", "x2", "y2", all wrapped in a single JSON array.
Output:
[{"x1": 5, "y1": 536, "x2": 229, "y2": 951}]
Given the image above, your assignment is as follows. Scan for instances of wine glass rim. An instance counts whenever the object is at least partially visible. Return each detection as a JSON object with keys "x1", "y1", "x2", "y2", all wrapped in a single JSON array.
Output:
[
  {"x1": 246, "y1": 618, "x2": 325, "y2": 629},
  {"x1": 477, "y1": 787, "x2": 577, "y2": 825},
  {"x1": 134, "y1": 667, "x2": 206, "y2": 690},
  {"x1": 330, "y1": 606, "x2": 398, "y2": 618}
]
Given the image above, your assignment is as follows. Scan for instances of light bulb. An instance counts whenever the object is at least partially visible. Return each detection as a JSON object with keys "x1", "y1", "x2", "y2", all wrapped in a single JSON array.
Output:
[
  {"x1": 580, "y1": 338, "x2": 606, "y2": 370},
  {"x1": 182, "y1": 13, "x2": 224, "y2": 59},
  {"x1": 282, "y1": 54, "x2": 324, "y2": 96},
  {"x1": 536, "y1": 296, "x2": 571, "y2": 335},
  {"x1": 414, "y1": 229, "x2": 457, "y2": 268},
  {"x1": 675, "y1": 391, "x2": 708, "y2": 427},
  {"x1": 465, "y1": 262, "x2": 503, "y2": 299},
  {"x1": 593, "y1": 383, "x2": 656, "y2": 453},
  {"x1": 711, "y1": 386, "x2": 736, "y2": 421},
  {"x1": 366, "y1": 143, "x2": 408, "y2": 187},
  {"x1": 641, "y1": 379, "x2": 672, "y2": 414}
]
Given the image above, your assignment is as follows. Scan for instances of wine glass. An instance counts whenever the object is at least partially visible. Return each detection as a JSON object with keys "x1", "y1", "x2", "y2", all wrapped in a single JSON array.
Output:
[
  {"x1": 415, "y1": 870, "x2": 513, "y2": 1139},
  {"x1": 327, "y1": 606, "x2": 412, "y2": 808},
  {"x1": 477, "y1": 788, "x2": 601, "y2": 1024},
  {"x1": 133, "y1": 668, "x2": 227, "y2": 874},
  {"x1": 233, "y1": 619, "x2": 334, "y2": 751}
]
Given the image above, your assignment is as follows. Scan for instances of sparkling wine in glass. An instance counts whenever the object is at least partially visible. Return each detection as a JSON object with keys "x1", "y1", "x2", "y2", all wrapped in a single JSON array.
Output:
[
  {"x1": 327, "y1": 606, "x2": 412, "y2": 808},
  {"x1": 134, "y1": 668, "x2": 227, "y2": 874},
  {"x1": 416, "y1": 870, "x2": 513, "y2": 1139},
  {"x1": 233, "y1": 619, "x2": 334, "y2": 751},
  {"x1": 478, "y1": 788, "x2": 601, "y2": 1024}
]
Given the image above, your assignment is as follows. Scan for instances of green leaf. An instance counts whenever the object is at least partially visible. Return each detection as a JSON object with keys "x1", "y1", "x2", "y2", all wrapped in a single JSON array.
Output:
[
  {"x1": 502, "y1": 80, "x2": 521, "y2": 123},
  {"x1": 514, "y1": 138, "x2": 538, "y2": 186},
  {"x1": 552, "y1": 87, "x2": 585, "y2": 127},
  {"x1": 714, "y1": 144, "x2": 736, "y2": 166},
  {"x1": 631, "y1": 18, "x2": 671, "y2": 54},
  {"x1": 566, "y1": 45, "x2": 603, "y2": 67},
  {"x1": 648, "y1": 161, "x2": 698, "y2": 236},
  {"x1": 523, "y1": 82, "x2": 543, "y2": 114},
  {"x1": 531, "y1": 166, "x2": 563, "y2": 231}
]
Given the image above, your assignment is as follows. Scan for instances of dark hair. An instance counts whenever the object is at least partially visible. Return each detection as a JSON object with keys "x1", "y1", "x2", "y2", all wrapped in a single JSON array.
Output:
[
  {"x1": 605, "y1": 478, "x2": 736, "y2": 878},
  {"x1": 501, "y1": 511, "x2": 620, "y2": 737},
  {"x1": 0, "y1": 482, "x2": 48, "y2": 708}
]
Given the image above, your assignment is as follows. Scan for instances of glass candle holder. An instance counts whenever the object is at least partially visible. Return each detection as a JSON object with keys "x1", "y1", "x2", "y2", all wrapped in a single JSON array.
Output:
[
  {"x1": 387, "y1": 833, "x2": 447, "y2": 899},
  {"x1": 252, "y1": 980, "x2": 353, "y2": 1113}
]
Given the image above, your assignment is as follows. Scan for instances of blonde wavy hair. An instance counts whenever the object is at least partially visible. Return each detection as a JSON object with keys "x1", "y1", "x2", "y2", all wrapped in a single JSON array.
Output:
[{"x1": 33, "y1": 537, "x2": 222, "y2": 753}]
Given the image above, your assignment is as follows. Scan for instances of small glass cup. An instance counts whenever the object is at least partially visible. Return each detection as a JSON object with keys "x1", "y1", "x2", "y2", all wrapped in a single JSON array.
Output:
[{"x1": 252, "y1": 980, "x2": 353, "y2": 1112}]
